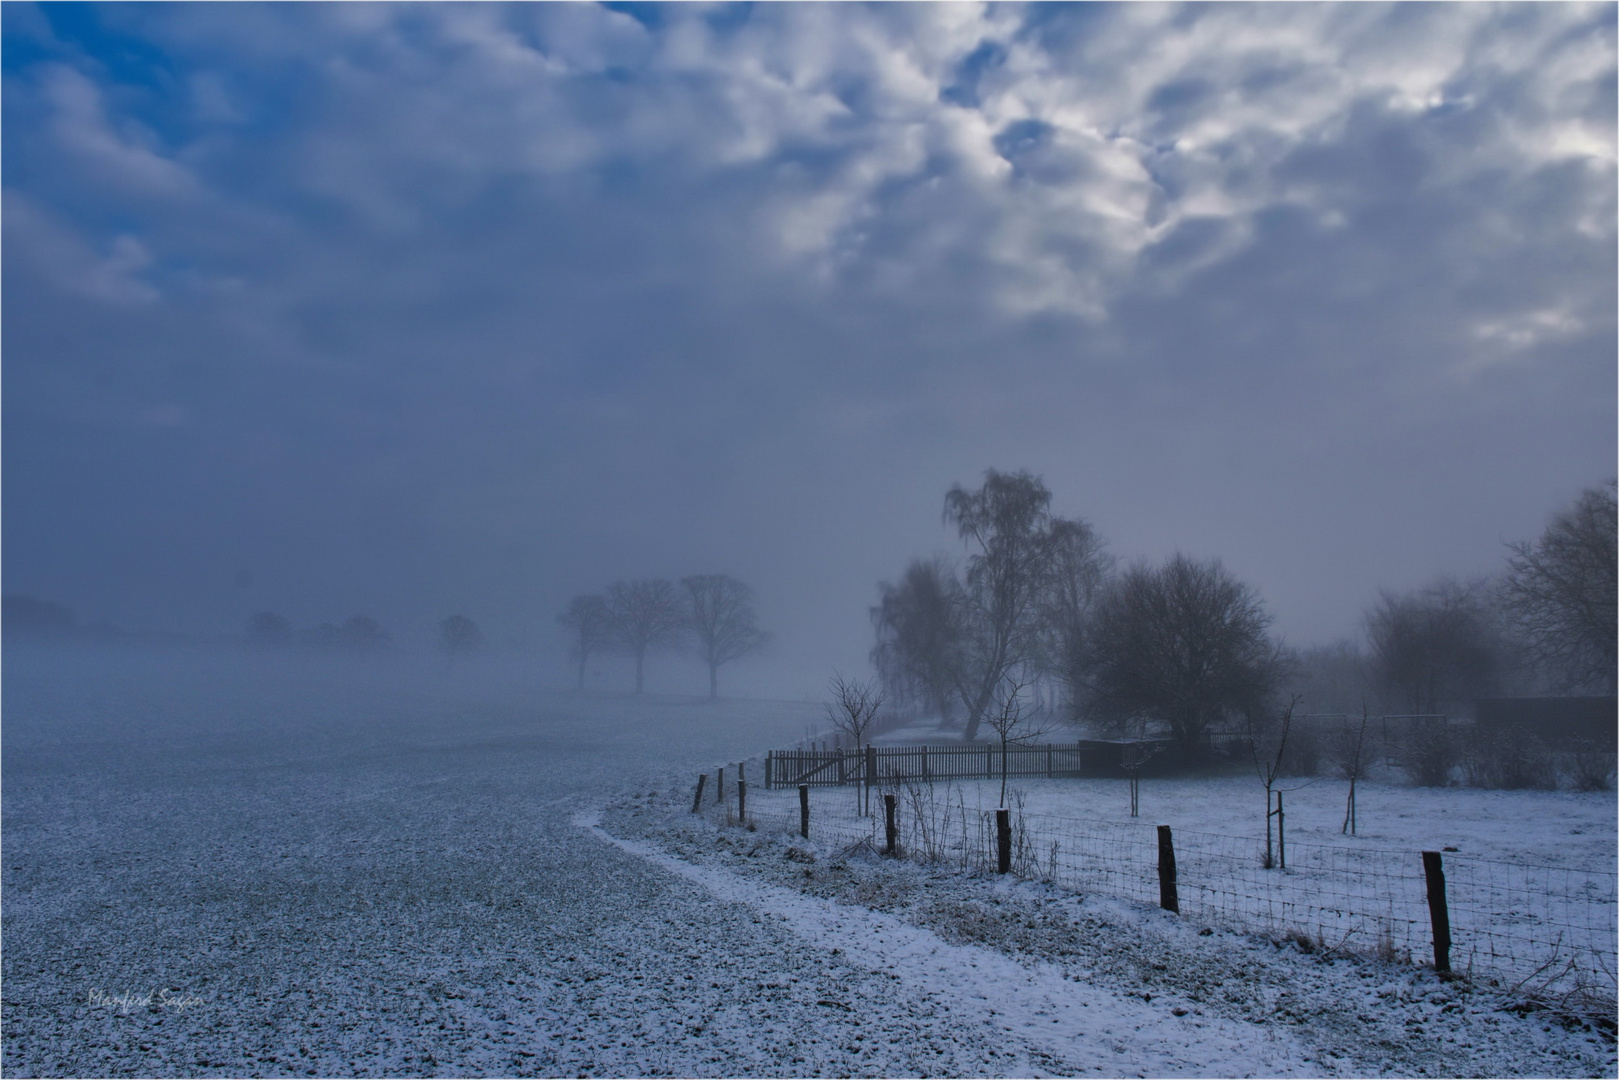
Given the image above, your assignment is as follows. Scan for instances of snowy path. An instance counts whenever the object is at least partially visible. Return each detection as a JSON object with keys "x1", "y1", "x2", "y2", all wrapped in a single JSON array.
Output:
[{"x1": 580, "y1": 810, "x2": 1308, "y2": 1077}]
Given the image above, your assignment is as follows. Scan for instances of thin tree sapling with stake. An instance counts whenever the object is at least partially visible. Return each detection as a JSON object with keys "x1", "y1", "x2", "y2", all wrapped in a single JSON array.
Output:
[{"x1": 826, "y1": 673, "x2": 884, "y2": 816}]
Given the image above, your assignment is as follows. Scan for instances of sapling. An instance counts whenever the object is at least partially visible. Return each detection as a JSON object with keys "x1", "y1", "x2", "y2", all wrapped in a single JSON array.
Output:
[
  {"x1": 1249, "y1": 695, "x2": 1301, "y2": 869},
  {"x1": 825, "y1": 672, "x2": 884, "y2": 815}
]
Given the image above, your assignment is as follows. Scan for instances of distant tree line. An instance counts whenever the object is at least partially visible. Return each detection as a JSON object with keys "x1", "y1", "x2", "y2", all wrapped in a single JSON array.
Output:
[
  {"x1": 871, "y1": 471, "x2": 1617, "y2": 778},
  {"x1": 247, "y1": 612, "x2": 394, "y2": 652},
  {"x1": 558, "y1": 574, "x2": 770, "y2": 698},
  {"x1": 244, "y1": 611, "x2": 492, "y2": 662}
]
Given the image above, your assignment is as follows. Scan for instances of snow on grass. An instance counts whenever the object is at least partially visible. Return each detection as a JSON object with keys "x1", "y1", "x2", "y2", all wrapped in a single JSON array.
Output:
[
  {"x1": 709, "y1": 771, "x2": 1617, "y2": 1014},
  {"x1": 605, "y1": 791, "x2": 1618, "y2": 1078}
]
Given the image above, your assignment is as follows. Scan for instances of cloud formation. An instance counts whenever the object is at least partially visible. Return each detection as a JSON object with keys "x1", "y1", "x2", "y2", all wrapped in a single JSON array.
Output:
[{"x1": 4, "y1": 2, "x2": 1613, "y2": 694}]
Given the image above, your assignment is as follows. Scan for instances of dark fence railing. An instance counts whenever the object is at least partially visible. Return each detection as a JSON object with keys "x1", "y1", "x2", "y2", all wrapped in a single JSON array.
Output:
[{"x1": 765, "y1": 743, "x2": 1085, "y2": 789}]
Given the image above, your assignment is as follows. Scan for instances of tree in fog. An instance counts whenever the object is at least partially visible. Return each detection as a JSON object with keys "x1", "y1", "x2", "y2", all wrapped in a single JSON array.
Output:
[
  {"x1": 1283, "y1": 640, "x2": 1371, "y2": 718},
  {"x1": 1366, "y1": 579, "x2": 1505, "y2": 715},
  {"x1": 438, "y1": 615, "x2": 484, "y2": 666},
  {"x1": 605, "y1": 579, "x2": 685, "y2": 694},
  {"x1": 1033, "y1": 516, "x2": 1113, "y2": 720},
  {"x1": 1500, "y1": 482, "x2": 1617, "y2": 694},
  {"x1": 558, "y1": 594, "x2": 612, "y2": 691},
  {"x1": 338, "y1": 615, "x2": 390, "y2": 651},
  {"x1": 681, "y1": 575, "x2": 770, "y2": 699},
  {"x1": 982, "y1": 677, "x2": 1052, "y2": 808},
  {"x1": 825, "y1": 673, "x2": 884, "y2": 815},
  {"x1": 247, "y1": 611, "x2": 293, "y2": 647},
  {"x1": 871, "y1": 557, "x2": 963, "y2": 726},
  {"x1": 1088, "y1": 554, "x2": 1277, "y2": 753},
  {"x1": 944, "y1": 470, "x2": 1059, "y2": 741}
]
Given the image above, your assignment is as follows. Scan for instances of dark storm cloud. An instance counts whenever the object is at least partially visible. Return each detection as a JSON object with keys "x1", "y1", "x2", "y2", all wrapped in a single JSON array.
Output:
[{"x1": 3, "y1": 2, "x2": 1613, "y2": 696}]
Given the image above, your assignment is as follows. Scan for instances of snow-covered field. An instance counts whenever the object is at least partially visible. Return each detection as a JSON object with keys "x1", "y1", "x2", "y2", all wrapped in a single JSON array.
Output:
[
  {"x1": 716, "y1": 771, "x2": 1617, "y2": 1011},
  {"x1": 4, "y1": 646, "x2": 1615, "y2": 1078}
]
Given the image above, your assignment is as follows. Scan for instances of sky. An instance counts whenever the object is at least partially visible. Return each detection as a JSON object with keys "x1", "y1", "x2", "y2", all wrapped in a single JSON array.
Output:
[{"x1": 3, "y1": 2, "x2": 1614, "y2": 698}]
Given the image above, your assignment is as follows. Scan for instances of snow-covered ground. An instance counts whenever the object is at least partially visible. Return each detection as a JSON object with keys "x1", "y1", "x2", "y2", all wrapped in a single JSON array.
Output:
[
  {"x1": 4, "y1": 646, "x2": 1614, "y2": 1078},
  {"x1": 718, "y1": 764, "x2": 1617, "y2": 1015},
  {"x1": 608, "y1": 790, "x2": 1617, "y2": 1078}
]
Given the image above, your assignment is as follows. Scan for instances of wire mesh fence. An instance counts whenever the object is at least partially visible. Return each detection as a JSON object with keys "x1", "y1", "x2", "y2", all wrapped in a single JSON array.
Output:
[{"x1": 691, "y1": 769, "x2": 1617, "y2": 1017}]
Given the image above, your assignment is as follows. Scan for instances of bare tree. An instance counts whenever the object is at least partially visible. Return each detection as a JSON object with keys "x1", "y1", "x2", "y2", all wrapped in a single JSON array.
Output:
[
  {"x1": 1088, "y1": 554, "x2": 1278, "y2": 756},
  {"x1": 605, "y1": 579, "x2": 685, "y2": 695},
  {"x1": 1334, "y1": 705, "x2": 1372, "y2": 835},
  {"x1": 871, "y1": 557, "x2": 964, "y2": 728},
  {"x1": 438, "y1": 614, "x2": 484, "y2": 666},
  {"x1": 1034, "y1": 517, "x2": 1113, "y2": 722},
  {"x1": 247, "y1": 611, "x2": 293, "y2": 647},
  {"x1": 1366, "y1": 578, "x2": 1505, "y2": 715},
  {"x1": 338, "y1": 615, "x2": 390, "y2": 652},
  {"x1": 981, "y1": 677, "x2": 1053, "y2": 808},
  {"x1": 682, "y1": 575, "x2": 770, "y2": 699},
  {"x1": 1500, "y1": 481, "x2": 1617, "y2": 694},
  {"x1": 557, "y1": 593, "x2": 612, "y2": 691},
  {"x1": 1119, "y1": 713, "x2": 1165, "y2": 818},
  {"x1": 825, "y1": 673, "x2": 884, "y2": 815},
  {"x1": 944, "y1": 470, "x2": 1058, "y2": 741},
  {"x1": 1249, "y1": 695, "x2": 1301, "y2": 869}
]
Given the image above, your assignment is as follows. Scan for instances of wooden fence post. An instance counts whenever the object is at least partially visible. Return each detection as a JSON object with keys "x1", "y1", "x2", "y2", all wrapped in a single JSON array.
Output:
[
  {"x1": 717, "y1": 767, "x2": 725, "y2": 805},
  {"x1": 691, "y1": 774, "x2": 707, "y2": 814},
  {"x1": 738, "y1": 780, "x2": 747, "y2": 824},
  {"x1": 1422, "y1": 851, "x2": 1452, "y2": 974},
  {"x1": 884, "y1": 794, "x2": 898, "y2": 855},
  {"x1": 1157, "y1": 825, "x2": 1179, "y2": 913},
  {"x1": 996, "y1": 808, "x2": 1011, "y2": 874},
  {"x1": 1277, "y1": 789, "x2": 1286, "y2": 870},
  {"x1": 865, "y1": 745, "x2": 877, "y2": 797},
  {"x1": 799, "y1": 784, "x2": 810, "y2": 839},
  {"x1": 765, "y1": 752, "x2": 773, "y2": 790}
]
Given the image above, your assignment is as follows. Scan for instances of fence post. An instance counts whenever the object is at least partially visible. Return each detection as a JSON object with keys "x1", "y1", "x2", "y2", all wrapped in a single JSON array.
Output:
[
  {"x1": 765, "y1": 752, "x2": 773, "y2": 791},
  {"x1": 866, "y1": 745, "x2": 877, "y2": 798},
  {"x1": 799, "y1": 784, "x2": 810, "y2": 839},
  {"x1": 717, "y1": 767, "x2": 725, "y2": 805},
  {"x1": 1157, "y1": 825, "x2": 1179, "y2": 913},
  {"x1": 691, "y1": 774, "x2": 707, "y2": 814},
  {"x1": 995, "y1": 808, "x2": 1011, "y2": 874},
  {"x1": 1046, "y1": 745, "x2": 1053, "y2": 779},
  {"x1": 1421, "y1": 851, "x2": 1452, "y2": 974},
  {"x1": 922, "y1": 745, "x2": 929, "y2": 780},
  {"x1": 738, "y1": 780, "x2": 747, "y2": 825},
  {"x1": 1277, "y1": 789, "x2": 1286, "y2": 870},
  {"x1": 884, "y1": 794, "x2": 898, "y2": 855}
]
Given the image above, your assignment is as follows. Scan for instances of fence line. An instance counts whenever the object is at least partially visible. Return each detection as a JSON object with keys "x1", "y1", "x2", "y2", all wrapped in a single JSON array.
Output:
[
  {"x1": 766, "y1": 743, "x2": 1087, "y2": 788},
  {"x1": 693, "y1": 771, "x2": 1618, "y2": 1017}
]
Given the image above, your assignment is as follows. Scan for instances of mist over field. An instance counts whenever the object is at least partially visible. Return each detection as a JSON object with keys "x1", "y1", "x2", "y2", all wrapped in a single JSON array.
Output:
[
  {"x1": 3, "y1": 3, "x2": 1614, "y2": 701},
  {"x1": 3, "y1": 6, "x2": 1616, "y2": 1077}
]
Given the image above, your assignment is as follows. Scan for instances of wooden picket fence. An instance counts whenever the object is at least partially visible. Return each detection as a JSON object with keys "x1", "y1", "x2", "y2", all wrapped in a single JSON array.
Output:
[{"x1": 764, "y1": 742, "x2": 1085, "y2": 790}]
